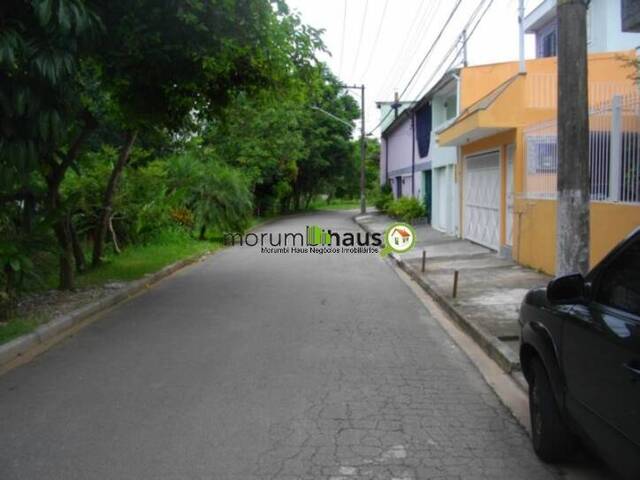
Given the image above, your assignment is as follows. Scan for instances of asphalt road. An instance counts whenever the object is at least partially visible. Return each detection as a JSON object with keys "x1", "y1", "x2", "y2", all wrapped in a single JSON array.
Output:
[{"x1": 0, "y1": 211, "x2": 565, "y2": 480}]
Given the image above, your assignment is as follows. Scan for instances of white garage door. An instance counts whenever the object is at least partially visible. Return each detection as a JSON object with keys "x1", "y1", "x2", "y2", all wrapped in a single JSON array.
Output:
[{"x1": 464, "y1": 151, "x2": 500, "y2": 250}]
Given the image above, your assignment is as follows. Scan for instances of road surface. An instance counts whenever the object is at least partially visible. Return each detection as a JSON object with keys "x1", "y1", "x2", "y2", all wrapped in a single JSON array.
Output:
[{"x1": 0, "y1": 211, "x2": 570, "y2": 479}]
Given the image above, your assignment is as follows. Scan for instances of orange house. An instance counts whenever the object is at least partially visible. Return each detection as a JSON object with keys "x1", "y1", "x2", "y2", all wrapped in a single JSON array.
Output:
[{"x1": 437, "y1": 51, "x2": 640, "y2": 275}]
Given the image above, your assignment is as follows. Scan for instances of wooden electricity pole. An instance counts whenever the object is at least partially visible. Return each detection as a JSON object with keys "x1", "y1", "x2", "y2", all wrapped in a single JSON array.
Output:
[{"x1": 557, "y1": 0, "x2": 590, "y2": 276}]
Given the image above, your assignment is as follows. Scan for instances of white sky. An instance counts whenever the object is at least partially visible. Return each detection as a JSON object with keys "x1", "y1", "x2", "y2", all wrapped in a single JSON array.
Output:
[{"x1": 286, "y1": 0, "x2": 540, "y2": 135}]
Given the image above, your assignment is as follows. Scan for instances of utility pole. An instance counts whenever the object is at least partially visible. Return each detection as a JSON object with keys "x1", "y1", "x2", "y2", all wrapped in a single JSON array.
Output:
[
  {"x1": 392, "y1": 91, "x2": 401, "y2": 119},
  {"x1": 518, "y1": 0, "x2": 526, "y2": 73},
  {"x1": 461, "y1": 29, "x2": 468, "y2": 67},
  {"x1": 557, "y1": 0, "x2": 590, "y2": 275}
]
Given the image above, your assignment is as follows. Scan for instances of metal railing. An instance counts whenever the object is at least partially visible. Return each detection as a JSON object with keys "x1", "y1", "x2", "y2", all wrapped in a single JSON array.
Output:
[
  {"x1": 525, "y1": 73, "x2": 638, "y2": 110},
  {"x1": 523, "y1": 93, "x2": 640, "y2": 204}
]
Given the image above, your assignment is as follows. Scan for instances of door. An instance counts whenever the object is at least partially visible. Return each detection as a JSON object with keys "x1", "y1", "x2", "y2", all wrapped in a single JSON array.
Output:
[
  {"x1": 432, "y1": 167, "x2": 448, "y2": 232},
  {"x1": 395, "y1": 176, "x2": 402, "y2": 198},
  {"x1": 563, "y1": 238, "x2": 640, "y2": 475},
  {"x1": 423, "y1": 170, "x2": 432, "y2": 223},
  {"x1": 506, "y1": 145, "x2": 515, "y2": 246},
  {"x1": 440, "y1": 168, "x2": 448, "y2": 232},
  {"x1": 464, "y1": 151, "x2": 500, "y2": 250}
]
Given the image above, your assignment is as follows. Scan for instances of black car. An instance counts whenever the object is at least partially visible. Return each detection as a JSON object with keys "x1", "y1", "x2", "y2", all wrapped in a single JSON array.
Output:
[{"x1": 519, "y1": 228, "x2": 640, "y2": 480}]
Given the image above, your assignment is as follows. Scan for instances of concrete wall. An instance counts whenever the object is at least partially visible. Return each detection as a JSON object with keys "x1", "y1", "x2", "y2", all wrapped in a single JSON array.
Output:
[
  {"x1": 590, "y1": 0, "x2": 640, "y2": 53},
  {"x1": 516, "y1": 199, "x2": 640, "y2": 274}
]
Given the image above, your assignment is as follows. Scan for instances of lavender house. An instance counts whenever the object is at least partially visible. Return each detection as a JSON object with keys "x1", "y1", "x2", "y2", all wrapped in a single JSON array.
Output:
[{"x1": 378, "y1": 70, "x2": 460, "y2": 236}]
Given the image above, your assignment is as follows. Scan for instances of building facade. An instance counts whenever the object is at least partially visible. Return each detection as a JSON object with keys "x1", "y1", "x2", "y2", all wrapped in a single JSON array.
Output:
[
  {"x1": 437, "y1": 52, "x2": 640, "y2": 274},
  {"x1": 525, "y1": 0, "x2": 640, "y2": 58},
  {"x1": 379, "y1": 71, "x2": 460, "y2": 235}
]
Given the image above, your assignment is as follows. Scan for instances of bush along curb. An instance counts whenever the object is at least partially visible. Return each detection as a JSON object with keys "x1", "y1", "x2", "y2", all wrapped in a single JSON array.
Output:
[
  {"x1": 0, "y1": 251, "x2": 210, "y2": 370},
  {"x1": 353, "y1": 214, "x2": 520, "y2": 375}
]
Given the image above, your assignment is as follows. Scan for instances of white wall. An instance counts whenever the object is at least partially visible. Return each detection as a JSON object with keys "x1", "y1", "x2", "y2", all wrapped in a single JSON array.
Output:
[{"x1": 599, "y1": 0, "x2": 640, "y2": 53}]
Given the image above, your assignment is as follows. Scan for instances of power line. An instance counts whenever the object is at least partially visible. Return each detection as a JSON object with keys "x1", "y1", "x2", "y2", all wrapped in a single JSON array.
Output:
[
  {"x1": 375, "y1": 0, "x2": 438, "y2": 99},
  {"x1": 396, "y1": 0, "x2": 462, "y2": 100},
  {"x1": 350, "y1": 0, "x2": 370, "y2": 79},
  {"x1": 381, "y1": 0, "x2": 444, "y2": 97},
  {"x1": 367, "y1": 0, "x2": 463, "y2": 134},
  {"x1": 413, "y1": 0, "x2": 490, "y2": 101},
  {"x1": 359, "y1": 0, "x2": 389, "y2": 80},
  {"x1": 338, "y1": 0, "x2": 347, "y2": 78},
  {"x1": 368, "y1": 0, "x2": 495, "y2": 135}
]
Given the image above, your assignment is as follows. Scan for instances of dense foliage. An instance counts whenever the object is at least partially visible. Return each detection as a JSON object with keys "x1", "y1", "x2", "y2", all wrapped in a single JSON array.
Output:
[
  {"x1": 0, "y1": 0, "x2": 377, "y2": 308},
  {"x1": 374, "y1": 183, "x2": 394, "y2": 212},
  {"x1": 386, "y1": 197, "x2": 427, "y2": 223}
]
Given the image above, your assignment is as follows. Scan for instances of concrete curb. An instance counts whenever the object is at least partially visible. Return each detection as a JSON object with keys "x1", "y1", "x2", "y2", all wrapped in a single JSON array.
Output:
[
  {"x1": 0, "y1": 215, "x2": 292, "y2": 370},
  {"x1": 0, "y1": 251, "x2": 208, "y2": 369},
  {"x1": 353, "y1": 214, "x2": 520, "y2": 375}
]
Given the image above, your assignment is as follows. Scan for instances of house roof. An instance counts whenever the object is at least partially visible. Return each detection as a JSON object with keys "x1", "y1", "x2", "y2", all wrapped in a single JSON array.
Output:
[
  {"x1": 391, "y1": 227, "x2": 411, "y2": 238},
  {"x1": 381, "y1": 68, "x2": 460, "y2": 138},
  {"x1": 523, "y1": 0, "x2": 556, "y2": 33},
  {"x1": 437, "y1": 73, "x2": 523, "y2": 146}
]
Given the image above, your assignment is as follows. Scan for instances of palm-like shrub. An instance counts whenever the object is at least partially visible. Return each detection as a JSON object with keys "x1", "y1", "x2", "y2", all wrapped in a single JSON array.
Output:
[{"x1": 387, "y1": 197, "x2": 426, "y2": 223}]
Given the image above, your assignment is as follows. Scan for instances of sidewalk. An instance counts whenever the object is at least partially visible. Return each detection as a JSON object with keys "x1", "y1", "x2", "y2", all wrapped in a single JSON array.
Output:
[{"x1": 355, "y1": 212, "x2": 551, "y2": 373}]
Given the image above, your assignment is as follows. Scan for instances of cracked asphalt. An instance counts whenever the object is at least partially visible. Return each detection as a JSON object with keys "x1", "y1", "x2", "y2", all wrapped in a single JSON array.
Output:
[{"x1": 0, "y1": 211, "x2": 562, "y2": 480}]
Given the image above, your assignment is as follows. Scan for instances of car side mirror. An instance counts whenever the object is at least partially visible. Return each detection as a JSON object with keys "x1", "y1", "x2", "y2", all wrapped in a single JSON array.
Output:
[{"x1": 547, "y1": 273, "x2": 586, "y2": 305}]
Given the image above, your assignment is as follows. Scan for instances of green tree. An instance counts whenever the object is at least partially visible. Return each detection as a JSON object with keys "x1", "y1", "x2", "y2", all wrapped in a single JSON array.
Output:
[
  {"x1": 0, "y1": 0, "x2": 102, "y2": 289},
  {"x1": 291, "y1": 68, "x2": 359, "y2": 210},
  {"x1": 89, "y1": 0, "x2": 312, "y2": 267}
]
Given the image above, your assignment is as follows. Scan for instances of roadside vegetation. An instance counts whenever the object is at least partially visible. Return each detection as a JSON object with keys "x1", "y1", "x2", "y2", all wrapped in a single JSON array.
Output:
[
  {"x1": 0, "y1": 0, "x2": 381, "y2": 334},
  {"x1": 374, "y1": 185, "x2": 427, "y2": 223}
]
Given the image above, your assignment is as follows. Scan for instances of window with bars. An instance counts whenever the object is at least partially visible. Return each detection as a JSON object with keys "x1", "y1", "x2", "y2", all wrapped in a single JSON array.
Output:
[{"x1": 524, "y1": 95, "x2": 640, "y2": 204}]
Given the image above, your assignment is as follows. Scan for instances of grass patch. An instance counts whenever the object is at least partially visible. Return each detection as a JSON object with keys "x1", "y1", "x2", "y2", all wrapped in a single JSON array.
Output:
[
  {"x1": 0, "y1": 315, "x2": 40, "y2": 344},
  {"x1": 308, "y1": 198, "x2": 360, "y2": 211},
  {"x1": 76, "y1": 229, "x2": 219, "y2": 288}
]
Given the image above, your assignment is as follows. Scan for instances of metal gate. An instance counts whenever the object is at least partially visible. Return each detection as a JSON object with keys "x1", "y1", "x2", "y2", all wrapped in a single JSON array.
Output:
[{"x1": 464, "y1": 151, "x2": 500, "y2": 250}]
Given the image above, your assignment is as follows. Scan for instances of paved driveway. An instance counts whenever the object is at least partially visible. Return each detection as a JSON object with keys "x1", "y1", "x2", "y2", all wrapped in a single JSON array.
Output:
[{"x1": 0, "y1": 211, "x2": 562, "y2": 479}]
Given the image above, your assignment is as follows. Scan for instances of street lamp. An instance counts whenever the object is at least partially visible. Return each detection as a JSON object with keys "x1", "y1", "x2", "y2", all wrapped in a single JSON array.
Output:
[
  {"x1": 340, "y1": 84, "x2": 367, "y2": 215},
  {"x1": 312, "y1": 85, "x2": 367, "y2": 215},
  {"x1": 310, "y1": 106, "x2": 353, "y2": 128}
]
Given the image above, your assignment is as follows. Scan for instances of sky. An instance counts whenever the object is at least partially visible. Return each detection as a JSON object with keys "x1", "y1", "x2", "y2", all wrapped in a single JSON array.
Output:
[{"x1": 286, "y1": 0, "x2": 540, "y2": 135}]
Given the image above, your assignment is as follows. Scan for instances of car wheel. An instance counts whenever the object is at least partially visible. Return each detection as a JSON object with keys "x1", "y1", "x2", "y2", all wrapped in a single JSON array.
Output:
[{"x1": 529, "y1": 357, "x2": 574, "y2": 462}]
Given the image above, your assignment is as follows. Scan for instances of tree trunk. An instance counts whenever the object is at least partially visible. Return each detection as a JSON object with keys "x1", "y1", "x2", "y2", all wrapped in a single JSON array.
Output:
[
  {"x1": 69, "y1": 218, "x2": 86, "y2": 273},
  {"x1": 92, "y1": 130, "x2": 138, "y2": 267},
  {"x1": 292, "y1": 189, "x2": 301, "y2": 211},
  {"x1": 54, "y1": 215, "x2": 75, "y2": 290},
  {"x1": 108, "y1": 214, "x2": 121, "y2": 254},
  {"x1": 4, "y1": 264, "x2": 15, "y2": 296},
  {"x1": 22, "y1": 192, "x2": 35, "y2": 234},
  {"x1": 45, "y1": 114, "x2": 96, "y2": 290},
  {"x1": 199, "y1": 225, "x2": 207, "y2": 240}
]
